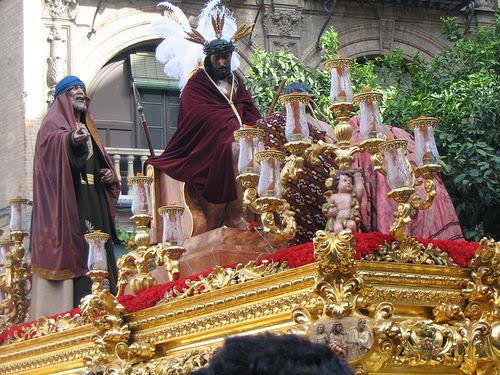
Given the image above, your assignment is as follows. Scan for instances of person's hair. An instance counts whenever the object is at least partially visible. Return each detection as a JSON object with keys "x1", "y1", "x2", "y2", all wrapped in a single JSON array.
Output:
[
  {"x1": 190, "y1": 332, "x2": 353, "y2": 375},
  {"x1": 332, "y1": 171, "x2": 354, "y2": 193},
  {"x1": 283, "y1": 82, "x2": 313, "y2": 95}
]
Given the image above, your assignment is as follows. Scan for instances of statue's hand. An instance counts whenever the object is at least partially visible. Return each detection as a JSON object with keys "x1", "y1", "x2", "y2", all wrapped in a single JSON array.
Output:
[{"x1": 99, "y1": 168, "x2": 115, "y2": 184}]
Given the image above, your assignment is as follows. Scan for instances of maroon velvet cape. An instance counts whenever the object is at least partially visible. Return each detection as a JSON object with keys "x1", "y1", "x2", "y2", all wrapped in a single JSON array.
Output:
[
  {"x1": 147, "y1": 69, "x2": 261, "y2": 203},
  {"x1": 31, "y1": 92, "x2": 121, "y2": 280}
]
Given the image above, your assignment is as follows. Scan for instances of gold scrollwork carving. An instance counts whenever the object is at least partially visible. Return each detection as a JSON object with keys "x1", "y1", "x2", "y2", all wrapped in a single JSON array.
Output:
[
  {"x1": 312, "y1": 230, "x2": 362, "y2": 319},
  {"x1": 158, "y1": 260, "x2": 288, "y2": 304},
  {"x1": 460, "y1": 237, "x2": 500, "y2": 374},
  {"x1": 81, "y1": 270, "x2": 155, "y2": 374},
  {"x1": 364, "y1": 237, "x2": 458, "y2": 266},
  {"x1": 131, "y1": 347, "x2": 216, "y2": 374}
]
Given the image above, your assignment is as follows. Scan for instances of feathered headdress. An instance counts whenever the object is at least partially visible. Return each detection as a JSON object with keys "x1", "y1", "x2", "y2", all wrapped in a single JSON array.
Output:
[{"x1": 151, "y1": 0, "x2": 253, "y2": 90}]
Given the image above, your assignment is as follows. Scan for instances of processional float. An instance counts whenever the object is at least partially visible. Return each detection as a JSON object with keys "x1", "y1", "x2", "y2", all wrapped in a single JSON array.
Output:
[{"x1": 0, "y1": 57, "x2": 498, "y2": 375}]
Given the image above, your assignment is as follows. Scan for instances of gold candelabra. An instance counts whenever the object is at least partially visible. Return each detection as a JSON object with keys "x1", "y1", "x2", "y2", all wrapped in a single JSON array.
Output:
[
  {"x1": 157, "y1": 205, "x2": 186, "y2": 281},
  {"x1": 117, "y1": 176, "x2": 186, "y2": 296},
  {"x1": 235, "y1": 127, "x2": 296, "y2": 241},
  {"x1": 277, "y1": 57, "x2": 441, "y2": 242},
  {"x1": 380, "y1": 117, "x2": 442, "y2": 241},
  {"x1": 0, "y1": 196, "x2": 32, "y2": 330}
]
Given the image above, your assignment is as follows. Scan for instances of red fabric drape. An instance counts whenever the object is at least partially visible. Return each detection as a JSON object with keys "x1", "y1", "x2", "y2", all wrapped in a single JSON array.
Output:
[{"x1": 147, "y1": 69, "x2": 261, "y2": 203}]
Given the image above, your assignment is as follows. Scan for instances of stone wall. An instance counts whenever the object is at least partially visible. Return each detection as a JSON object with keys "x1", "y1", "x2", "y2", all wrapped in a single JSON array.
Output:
[{"x1": 0, "y1": 0, "x2": 26, "y2": 215}]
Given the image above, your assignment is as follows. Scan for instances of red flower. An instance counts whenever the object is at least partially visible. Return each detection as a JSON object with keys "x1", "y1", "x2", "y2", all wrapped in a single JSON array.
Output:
[
  {"x1": 488, "y1": 173, "x2": 496, "y2": 180},
  {"x1": 248, "y1": 221, "x2": 260, "y2": 231}
]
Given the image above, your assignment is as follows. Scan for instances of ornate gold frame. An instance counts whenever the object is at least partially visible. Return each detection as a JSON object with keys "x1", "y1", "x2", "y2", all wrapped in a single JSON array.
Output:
[{"x1": 0, "y1": 234, "x2": 497, "y2": 374}]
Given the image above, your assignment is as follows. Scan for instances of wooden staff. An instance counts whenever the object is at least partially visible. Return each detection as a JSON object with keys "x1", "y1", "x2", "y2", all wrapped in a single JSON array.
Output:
[
  {"x1": 132, "y1": 82, "x2": 155, "y2": 158},
  {"x1": 265, "y1": 78, "x2": 287, "y2": 118}
]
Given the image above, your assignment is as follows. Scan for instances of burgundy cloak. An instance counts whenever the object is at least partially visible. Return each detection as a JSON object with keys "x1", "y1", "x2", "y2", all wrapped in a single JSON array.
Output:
[
  {"x1": 31, "y1": 92, "x2": 121, "y2": 280},
  {"x1": 147, "y1": 69, "x2": 261, "y2": 203}
]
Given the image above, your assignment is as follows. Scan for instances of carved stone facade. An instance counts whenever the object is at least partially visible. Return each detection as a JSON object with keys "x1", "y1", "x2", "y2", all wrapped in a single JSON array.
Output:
[
  {"x1": 263, "y1": 7, "x2": 303, "y2": 54},
  {"x1": 0, "y1": 0, "x2": 497, "y2": 219},
  {"x1": 43, "y1": 0, "x2": 79, "y2": 20}
]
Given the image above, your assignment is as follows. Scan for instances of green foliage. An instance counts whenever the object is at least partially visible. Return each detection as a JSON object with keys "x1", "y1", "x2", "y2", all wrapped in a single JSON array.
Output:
[
  {"x1": 247, "y1": 15, "x2": 500, "y2": 241},
  {"x1": 378, "y1": 15, "x2": 500, "y2": 241},
  {"x1": 320, "y1": 28, "x2": 339, "y2": 60},
  {"x1": 247, "y1": 48, "x2": 331, "y2": 117},
  {"x1": 116, "y1": 226, "x2": 137, "y2": 250}
]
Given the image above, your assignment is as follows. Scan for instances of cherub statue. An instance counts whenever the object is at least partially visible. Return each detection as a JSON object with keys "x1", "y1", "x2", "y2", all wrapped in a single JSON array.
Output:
[{"x1": 322, "y1": 171, "x2": 364, "y2": 233}]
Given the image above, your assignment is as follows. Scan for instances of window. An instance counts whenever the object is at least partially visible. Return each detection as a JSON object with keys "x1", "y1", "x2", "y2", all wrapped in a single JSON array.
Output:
[{"x1": 90, "y1": 49, "x2": 180, "y2": 150}]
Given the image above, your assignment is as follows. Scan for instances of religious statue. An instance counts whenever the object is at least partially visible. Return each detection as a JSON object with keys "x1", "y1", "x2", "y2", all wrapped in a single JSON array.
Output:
[{"x1": 322, "y1": 170, "x2": 364, "y2": 233}]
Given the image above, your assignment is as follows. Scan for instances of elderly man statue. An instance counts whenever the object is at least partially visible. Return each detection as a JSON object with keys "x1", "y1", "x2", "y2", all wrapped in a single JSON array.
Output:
[
  {"x1": 31, "y1": 76, "x2": 121, "y2": 318},
  {"x1": 147, "y1": 38, "x2": 261, "y2": 231}
]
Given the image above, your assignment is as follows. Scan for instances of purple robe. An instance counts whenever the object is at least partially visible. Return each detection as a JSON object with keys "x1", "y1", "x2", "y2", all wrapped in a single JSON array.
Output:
[
  {"x1": 147, "y1": 69, "x2": 261, "y2": 203},
  {"x1": 32, "y1": 92, "x2": 121, "y2": 280}
]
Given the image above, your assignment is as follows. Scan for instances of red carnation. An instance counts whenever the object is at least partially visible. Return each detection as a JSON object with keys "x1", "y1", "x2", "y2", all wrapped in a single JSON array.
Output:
[{"x1": 248, "y1": 221, "x2": 260, "y2": 231}]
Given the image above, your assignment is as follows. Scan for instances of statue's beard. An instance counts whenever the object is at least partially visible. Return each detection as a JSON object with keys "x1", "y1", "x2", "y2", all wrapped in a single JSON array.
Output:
[
  {"x1": 212, "y1": 66, "x2": 230, "y2": 80},
  {"x1": 73, "y1": 101, "x2": 87, "y2": 114}
]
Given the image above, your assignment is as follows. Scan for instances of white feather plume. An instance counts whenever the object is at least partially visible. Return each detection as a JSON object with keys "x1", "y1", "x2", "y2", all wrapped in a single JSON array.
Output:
[
  {"x1": 157, "y1": 2, "x2": 191, "y2": 32},
  {"x1": 151, "y1": 0, "x2": 242, "y2": 90},
  {"x1": 197, "y1": 1, "x2": 237, "y2": 43}
]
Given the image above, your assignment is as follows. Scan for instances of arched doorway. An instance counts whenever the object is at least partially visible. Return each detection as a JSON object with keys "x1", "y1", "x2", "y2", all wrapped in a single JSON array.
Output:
[{"x1": 89, "y1": 42, "x2": 180, "y2": 151}]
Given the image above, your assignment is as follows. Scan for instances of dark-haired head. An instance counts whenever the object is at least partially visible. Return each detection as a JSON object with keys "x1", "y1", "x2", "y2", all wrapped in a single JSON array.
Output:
[
  {"x1": 332, "y1": 171, "x2": 354, "y2": 193},
  {"x1": 191, "y1": 332, "x2": 352, "y2": 375},
  {"x1": 283, "y1": 82, "x2": 313, "y2": 96}
]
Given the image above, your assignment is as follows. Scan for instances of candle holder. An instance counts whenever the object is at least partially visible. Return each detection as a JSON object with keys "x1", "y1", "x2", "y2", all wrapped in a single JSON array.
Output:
[
  {"x1": 84, "y1": 230, "x2": 110, "y2": 291},
  {"x1": 243, "y1": 149, "x2": 296, "y2": 240},
  {"x1": 0, "y1": 197, "x2": 32, "y2": 330},
  {"x1": 279, "y1": 93, "x2": 315, "y2": 182},
  {"x1": 379, "y1": 138, "x2": 441, "y2": 241},
  {"x1": 408, "y1": 116, "x2": 441, "y2": 166},
  {"x1": 234, "y1": 127, "x2": 265, "y2": 208},
  {"x1": 325, "y1": 57, "x2": 354, "y2": 104},
  {"x1": 352, "y1": 90, "x2": 386, "y2": 172},
  {"x1": 157, "y1": 205, "x2": 186, "y2": 281},
  {"x1": 117, "y1": 175, "x2": 158, "y2": 296}
]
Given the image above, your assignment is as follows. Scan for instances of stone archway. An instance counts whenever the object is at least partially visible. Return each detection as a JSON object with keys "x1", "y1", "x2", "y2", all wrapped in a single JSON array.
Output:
[
  {"x1": 303, "y1": 19, "x2": 450, "y2": 68},
  {"x1": 337, "y1": 21, "x2": 449, "y2": 61},
  {"x1": 73, "y1": 8, "x2": 162, "y2": 88}
]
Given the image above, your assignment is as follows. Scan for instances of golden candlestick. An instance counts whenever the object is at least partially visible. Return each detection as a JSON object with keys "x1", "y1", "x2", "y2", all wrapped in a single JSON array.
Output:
[
  {"x1": 117, "y1": 175, "x2": 158, "y2": 296},
  {"x1": 0, "y1": 231, "x2": 31, "y2": 329},
  {"x1": 157, "y1": 205, "x2": 186, "y2": 281},
  {"x1": 0, "y1": 196, "x2": 32, "y2": 330},
  {"x1": 379, "y1": 139, "x2": 441, "y2": 241},
  {"x1": 234, "y1": 127, "x2": 264, "y2": 209}
]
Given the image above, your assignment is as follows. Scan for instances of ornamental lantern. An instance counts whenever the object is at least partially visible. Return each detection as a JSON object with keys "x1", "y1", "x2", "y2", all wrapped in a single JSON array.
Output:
[
  {"x1": 256, "y1": 150, "x2": 286, "y2": 198},
  {"x1": 84, "y1": 231, "x2": 109, "y2": 271},
  {"x1": 280, "y1": 93, "x2": 312, "y2": 142},
  {"x1": 129, "y1": 174, "x2": 153, "y2": 216},
  {"x1": 353, "y1": 91, "x2": 386, "y2": 140},
  {"x1": 159, "y1": 205, "x2": 185, "y2": 246},
  {"x1": 325, "y1": 57, "x2": 354, "y2": 104},
  {"x1": 380, "y1": 140, "x2": 415, "y2": 190},
  {"x1": 408, "y1": 116, "x2": 440, "y2": 166},
  {"x1": 234, "y1": 126, "x2": 265, "y2": 174}
]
